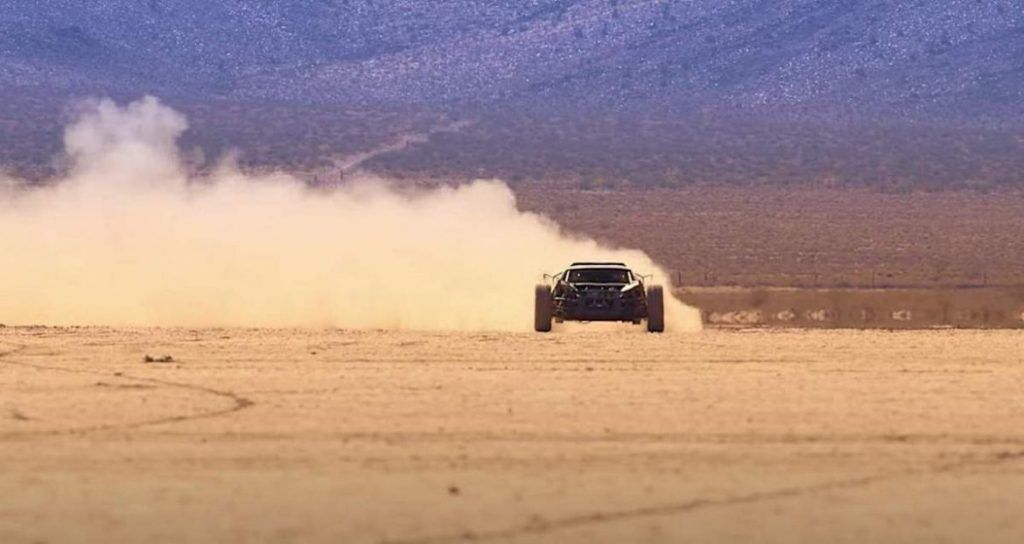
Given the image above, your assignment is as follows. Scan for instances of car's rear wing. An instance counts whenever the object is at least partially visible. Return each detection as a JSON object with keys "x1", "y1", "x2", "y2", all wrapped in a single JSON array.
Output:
[{"x1": 543, "y1": 269, "x2": 652, "y2": 283}]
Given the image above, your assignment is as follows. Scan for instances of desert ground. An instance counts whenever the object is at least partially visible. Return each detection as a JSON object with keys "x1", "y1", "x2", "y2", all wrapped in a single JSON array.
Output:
[
  {"x1": 516, "y1": 185, "x2": 1024, "y2": 289},
  {"x1": 2, "y1": 326, "x2": 1024, "y2": 543}
]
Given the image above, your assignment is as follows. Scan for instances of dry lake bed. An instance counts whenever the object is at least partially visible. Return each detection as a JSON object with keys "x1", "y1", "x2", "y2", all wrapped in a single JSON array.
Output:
[{"x1": 2, "y1": 326, "x2": 1023, "y2": 543}]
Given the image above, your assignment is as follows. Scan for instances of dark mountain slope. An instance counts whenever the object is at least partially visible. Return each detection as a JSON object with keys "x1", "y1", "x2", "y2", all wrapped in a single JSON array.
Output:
[
  {"x1": 2, "y1": 0, "x2": 1021, "y2": 119},
  {"x1": 2, "y1": 1, "x2": 1022, "y2": 187}
]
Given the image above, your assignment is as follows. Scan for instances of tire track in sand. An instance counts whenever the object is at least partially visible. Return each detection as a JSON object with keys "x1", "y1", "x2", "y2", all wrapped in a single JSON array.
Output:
[
  {"x1": 382, "y1": 443, "x2": 1024, "y2": 543},
  {"x1": 0, "y1": 342, "x2": 253, "y2": 437}
]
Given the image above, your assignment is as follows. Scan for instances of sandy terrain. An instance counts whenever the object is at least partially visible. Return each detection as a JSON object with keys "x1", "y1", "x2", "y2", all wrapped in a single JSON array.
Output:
[
  {"x1": 2, "y1": 326, "x2": 1023, "y2": 543},
  {"x1": 517, "y1": 185, "x2": 1024, "y2": 289}
]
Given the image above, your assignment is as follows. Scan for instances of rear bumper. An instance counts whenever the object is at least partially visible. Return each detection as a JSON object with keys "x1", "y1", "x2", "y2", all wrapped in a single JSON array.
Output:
[{"x1": 555, "y1": 297, "x2": 646, "y2": 322}]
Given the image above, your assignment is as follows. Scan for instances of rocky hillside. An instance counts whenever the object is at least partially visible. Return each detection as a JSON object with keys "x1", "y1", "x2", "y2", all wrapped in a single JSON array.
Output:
[
  {"x1": 2, "y1": 1, "x2": 1022, "y2": 186},
  {"x1": 2, "y1": 0, "x2": 1021, "y2": 118}
]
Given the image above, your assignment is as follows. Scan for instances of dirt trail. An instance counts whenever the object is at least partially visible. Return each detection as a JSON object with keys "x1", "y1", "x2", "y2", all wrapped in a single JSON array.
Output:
[{"x1": 2, "y1": 327, "x2": 1024, "y2": 543}]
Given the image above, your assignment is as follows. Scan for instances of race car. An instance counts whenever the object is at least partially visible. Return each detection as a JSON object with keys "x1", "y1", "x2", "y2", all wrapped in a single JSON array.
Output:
[{"x1": 534, "y1": 262, "x2": 665, "y2": 333}]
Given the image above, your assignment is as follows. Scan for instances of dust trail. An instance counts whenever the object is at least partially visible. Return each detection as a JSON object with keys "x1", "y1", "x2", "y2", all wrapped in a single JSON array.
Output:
[{"x1": 0, "y1": 97, "x2": 701, "y2": 331}]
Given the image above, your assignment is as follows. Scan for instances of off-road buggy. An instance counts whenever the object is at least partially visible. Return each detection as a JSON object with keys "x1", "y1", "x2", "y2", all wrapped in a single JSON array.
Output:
[{"x1": 534, "y1": 262, "x2": 665, "y2": 333}]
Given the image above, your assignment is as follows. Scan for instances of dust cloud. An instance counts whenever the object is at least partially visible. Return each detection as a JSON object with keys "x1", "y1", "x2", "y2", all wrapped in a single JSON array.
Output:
[{"x1": 0, "y1": 97, "x2": 701, "y2": 331}]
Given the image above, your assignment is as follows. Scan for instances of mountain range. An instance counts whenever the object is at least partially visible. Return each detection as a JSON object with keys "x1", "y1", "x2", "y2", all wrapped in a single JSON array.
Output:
[
  {"x1": 2, "y1": 1, "x2": 1023, "y2": 186},
  {"x1": 2, "y1": 0, "x2": 1021, "y2": 119}
]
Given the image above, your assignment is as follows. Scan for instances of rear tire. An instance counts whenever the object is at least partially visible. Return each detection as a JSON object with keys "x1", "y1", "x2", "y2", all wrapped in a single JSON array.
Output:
[
  {"x1": 534, "y1": 285, "x2": 553, "y2": 332},
  {"x1": 646, "y1": 285, "x2": 665, "y2": 333}
]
